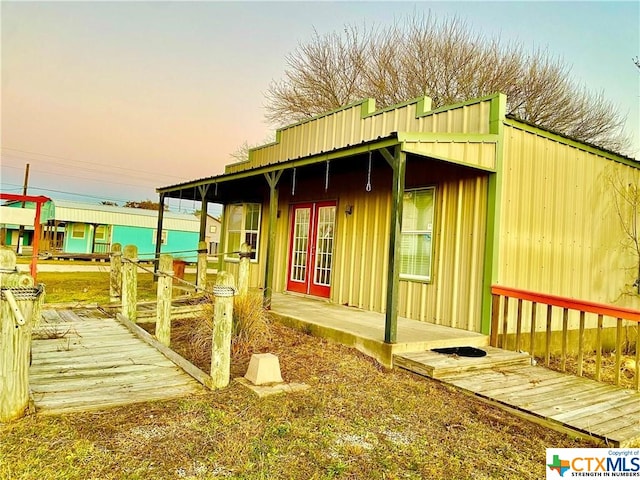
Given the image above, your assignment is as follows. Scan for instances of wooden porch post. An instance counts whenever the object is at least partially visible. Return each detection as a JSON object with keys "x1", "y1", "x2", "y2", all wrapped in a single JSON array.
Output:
[
  {"x1": 217, "y1": 204, "x2": 226, "y2": 274},
  {"x1": 89, "y1": 223, "x2": 98, "y2": 255},
  {"x1": 31, "y1": 200, "x2": 43, "y2": 281},
  {"x1": 197, "y1": 185, "x2": 210, "y2": 287},
  {"x1": 381, "y1": 146, "x2": 406, "y2": 344},
  {"x1": 154, "y1": 193, "x2": 166, "y2": 281},
  {"x1": 198, "y1": 185, "x2": 209, "y2": 243},
  {"x1": 263, "y1": 170, "x2": 283, "y2": 308}
]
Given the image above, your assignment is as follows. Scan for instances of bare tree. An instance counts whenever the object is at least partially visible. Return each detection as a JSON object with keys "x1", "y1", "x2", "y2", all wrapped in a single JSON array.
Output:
[
  {"x1": 266, "y1": 13, "x2": 630, "y2": 153},
  {"x1": 607, "y1": 167, "x2": 640, "y2": 295}
]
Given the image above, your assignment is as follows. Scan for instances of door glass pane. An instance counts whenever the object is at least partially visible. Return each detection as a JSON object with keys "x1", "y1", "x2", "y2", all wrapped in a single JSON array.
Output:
[
  {"x1": 314, "y1": 206, "x2": 335, "y2": 286},
  {"x1": 290, "y1": 208, "x2": 310, "y2": 283}
]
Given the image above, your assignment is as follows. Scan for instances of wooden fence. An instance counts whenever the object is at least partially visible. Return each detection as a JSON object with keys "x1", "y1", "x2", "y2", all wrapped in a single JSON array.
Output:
[
  {"x1": 110, "y1": 242, "x2": 252, "y2": 389},
  {"x1": 491, "y1": 285, "x2": 640, "y2": 390}
]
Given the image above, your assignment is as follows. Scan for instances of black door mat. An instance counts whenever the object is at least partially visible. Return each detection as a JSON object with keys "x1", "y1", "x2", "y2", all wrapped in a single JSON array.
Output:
[{"x1": 431, "y1": 346, "x2": 487, "y2": 357}]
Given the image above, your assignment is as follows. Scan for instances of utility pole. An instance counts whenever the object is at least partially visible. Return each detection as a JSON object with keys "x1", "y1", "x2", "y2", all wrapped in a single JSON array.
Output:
[{"x1": 15, "y1": 163, "x2": 30, "y2": 254}]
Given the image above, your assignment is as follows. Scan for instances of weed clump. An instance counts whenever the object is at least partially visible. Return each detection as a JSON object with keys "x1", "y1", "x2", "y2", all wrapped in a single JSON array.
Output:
[{"x1": 171, "y1": 290, "x2": 271, "y2": 372}]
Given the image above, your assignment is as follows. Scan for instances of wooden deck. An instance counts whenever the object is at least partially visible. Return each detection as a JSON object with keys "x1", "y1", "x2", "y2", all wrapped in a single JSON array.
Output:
[
  {"x1": 395, "y1": 349, "x2": 640, "y2": 447},
  {"x1": 30, "y1": 308, "x2": 203, "y2": 415}
]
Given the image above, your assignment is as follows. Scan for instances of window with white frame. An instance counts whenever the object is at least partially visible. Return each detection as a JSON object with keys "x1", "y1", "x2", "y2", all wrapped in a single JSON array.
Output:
[
  {"x1": 152, "y1": 229, "x2": 168, "y2": 245},
  {"x1": 94, "y1": 225, "x2": 108, "y2": 241},
  {"x1": 400, "y1": 188, "x2": 435, "y2": 282},
  {"x1": 71, "y1": 223, "x2": 85, "y2": 239},
  {"x1": 225, "y1": 203, "x2": 261, "y2": 261}
]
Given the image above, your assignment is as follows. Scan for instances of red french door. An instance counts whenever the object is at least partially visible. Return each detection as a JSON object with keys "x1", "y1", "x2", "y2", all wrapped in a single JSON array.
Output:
[{"x1": 287, "y1": 201, "x2": 336, "y2": 298}]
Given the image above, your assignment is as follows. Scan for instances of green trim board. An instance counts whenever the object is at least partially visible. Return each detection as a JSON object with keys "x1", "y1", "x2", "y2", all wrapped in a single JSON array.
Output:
[
  {"x1": 384, "y1": 146, "x2": 406, "y2": 344},
  {"x1": 480, "y1": 93, "x2": 507, "y2": 335},
  {"x1": 263, "y1": 171, "x2": 282, "y2": 307}
]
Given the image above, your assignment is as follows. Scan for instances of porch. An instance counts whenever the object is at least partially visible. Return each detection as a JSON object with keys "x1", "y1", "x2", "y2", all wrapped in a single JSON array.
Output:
[
  {"x1": 269, "y1": 293, "x2": 489, "y2": 368},
  {"x1": 269, "y1": 292, "x2": 640, "y2": 447}
]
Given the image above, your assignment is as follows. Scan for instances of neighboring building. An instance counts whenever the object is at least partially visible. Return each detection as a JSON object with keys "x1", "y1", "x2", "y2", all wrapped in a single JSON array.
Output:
[
  {"x1": 156, "y1": 93, "x2": 640, "y2": 339},
  {"x1": 1, "y1": 199, "x2": 201, "y2": 261},
  {"x1": 204, "y1": 214, "x2": 221, "y2": 254}
]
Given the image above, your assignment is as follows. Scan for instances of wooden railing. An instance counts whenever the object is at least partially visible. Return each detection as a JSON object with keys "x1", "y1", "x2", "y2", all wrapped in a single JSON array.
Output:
[{"x1": 491, "y1": 285, "x2": 640, "y2": 391}]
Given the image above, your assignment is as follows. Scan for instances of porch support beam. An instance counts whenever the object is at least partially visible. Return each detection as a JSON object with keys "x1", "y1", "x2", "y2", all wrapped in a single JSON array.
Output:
[
  {"x1": 154, "y1": 193, "x2": 166, "y2": 279},
  {"x1": 217, "y1": 204, "x2": 227, "y2": 273},
  {"x1": 380, "y1": 147, "x2": 395, "y2": 168},
  {"x1": 384, "y1": 146, "x2": 406, "y2": 344},
  {"x1": 263, "y1": 170, "x2": 283, "y2": 308},
  {"x1": 198, "y1": 184, "x2": 210, "y2": 243}
]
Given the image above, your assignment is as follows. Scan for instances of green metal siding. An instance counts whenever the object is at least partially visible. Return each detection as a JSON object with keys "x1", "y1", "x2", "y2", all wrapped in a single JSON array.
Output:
[
  {"x1": 499, "y1": 123, "x2": 640, "y2": 312},
  {"x1": 227, "y1": 95, "x2": 497, "y2": 174}
]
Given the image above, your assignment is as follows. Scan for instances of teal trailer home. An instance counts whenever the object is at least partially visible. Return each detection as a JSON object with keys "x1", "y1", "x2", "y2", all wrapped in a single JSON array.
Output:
[
  {"x1": 51, "y1": 201, "x2": 201, "y2": 261},
  {"x1": 1, "y1": 199, "x2": 201, "y2": 261}
]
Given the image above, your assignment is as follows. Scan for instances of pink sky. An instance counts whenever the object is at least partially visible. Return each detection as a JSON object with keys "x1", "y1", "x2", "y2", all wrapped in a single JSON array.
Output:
[{"x1": 2, "y1": 2, "x2": 638, "y2": 211}]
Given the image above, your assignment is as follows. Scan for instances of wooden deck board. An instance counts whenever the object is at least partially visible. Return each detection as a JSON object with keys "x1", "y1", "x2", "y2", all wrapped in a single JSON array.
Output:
[
  {"x1": 30, "y1": 308, "x2": 204, "y2": 415},
  {"x1": 395, "y1": 350, "x2": 640, "y2": 447}
]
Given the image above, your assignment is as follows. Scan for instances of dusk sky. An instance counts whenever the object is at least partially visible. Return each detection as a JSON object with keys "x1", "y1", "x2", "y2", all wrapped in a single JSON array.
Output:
[{"x1": 1, "y1": 1, "x2": 638, "y2": 213}]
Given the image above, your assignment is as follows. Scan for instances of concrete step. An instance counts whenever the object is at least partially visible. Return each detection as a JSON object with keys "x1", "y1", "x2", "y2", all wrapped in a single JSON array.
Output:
[{"x1": 394, "y1": 346, "x2": 532, "y2": 379}]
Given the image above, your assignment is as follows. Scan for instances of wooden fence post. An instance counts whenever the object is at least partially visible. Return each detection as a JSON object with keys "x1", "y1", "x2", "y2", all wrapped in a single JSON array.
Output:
[
  {"x1": 110, "y1": 243, "x2": 122, "y2": 302},
  {"x1": 197, "y1": 240, "x2": 208, "y2": 291},
  {"x1": 238, "y1": 242, "x2": 250, "y2": 296},
  {"x1": 211, "y1": 271, "x2": 235, "y2": 389},
  {"x1": 122, "y1": 244, "x2": 138, "y2": 323},
  {"x1": 0, "y1": 247, "x2": 44, "y2": 422},
  {"x1": 156, "y1": 254, "x2": 173, "y2": 346}
]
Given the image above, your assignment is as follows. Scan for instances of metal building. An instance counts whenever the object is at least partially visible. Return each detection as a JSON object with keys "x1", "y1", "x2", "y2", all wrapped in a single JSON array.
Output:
[{"x1": 156, "y1": 93, "x2": 640, "y2": 341}]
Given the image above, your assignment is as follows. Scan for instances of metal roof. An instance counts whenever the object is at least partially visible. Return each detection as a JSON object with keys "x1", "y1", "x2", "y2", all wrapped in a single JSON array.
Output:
[{"x1": 51, "y1": 200, "x2": 199, "y2": 232}]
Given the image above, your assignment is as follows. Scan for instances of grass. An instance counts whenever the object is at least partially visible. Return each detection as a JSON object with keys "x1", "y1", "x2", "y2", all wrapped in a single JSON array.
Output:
[
  {"x1": 0, "y1": 273, "x2": 600, "y2": 479},
  {"x1": 2, "y1": 320, "x2": 594, "y2": 480},
  {"x1": 36, "y1": 271, "x2": 197, "y2": 305}
]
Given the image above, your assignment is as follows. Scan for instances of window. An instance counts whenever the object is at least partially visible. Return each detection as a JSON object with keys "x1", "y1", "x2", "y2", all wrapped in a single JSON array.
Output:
[
  {"x1": 94, "y1": 225, "x2": 108, "y2": 241},
  {"x1": 152, "y1": 229, "x2": 168, "y2": 245},
  {"x1": 210, "y1": 225, "x2": 217, "y2": 234},
  {"x1": 225, "y1": 203, "x2": 261, "y2": 261},
  {"x1": 400, "y1": 188, "x2": 435, "y2": 282},
  {"x1": 71, "y1": 223, "x2": 85, "y2": 239}
]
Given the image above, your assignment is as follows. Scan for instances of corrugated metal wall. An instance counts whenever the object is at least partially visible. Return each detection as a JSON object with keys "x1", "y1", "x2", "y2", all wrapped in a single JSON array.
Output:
[
  {"x1": 226, "y1": 96, "x2": 495, "y2": 173},
  {"x1": 499, "y1": 124, "x2": 640, "y2": 312},
  {"x1": 265, "y1": 159, "x2": 488, "y2": 332},
  {"x1": 219, "y1": 95, "x2": 499, "y2": 332}
]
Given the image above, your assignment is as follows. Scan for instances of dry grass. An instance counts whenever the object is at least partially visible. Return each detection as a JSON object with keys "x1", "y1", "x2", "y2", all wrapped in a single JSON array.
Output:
[
  {"x1": 171, "y1": 291, "x2": 272, "y2": 372},
  {"x1": 2, "y1": 316, "x2": 595, "y2": 480},
  {"x1": 1, "y1": 276, "x2": 601, "y2": 478},
  {"x1": 541, "y1": 351, "x2": 638, "y2": 390}
]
